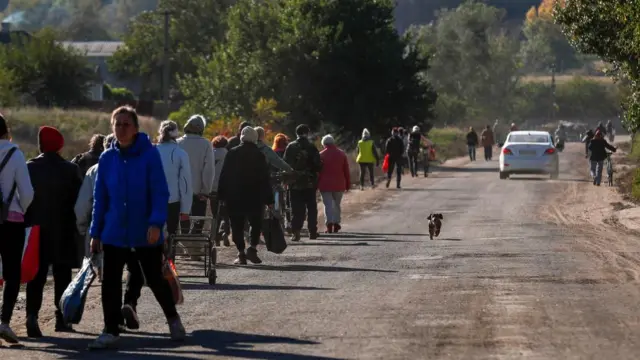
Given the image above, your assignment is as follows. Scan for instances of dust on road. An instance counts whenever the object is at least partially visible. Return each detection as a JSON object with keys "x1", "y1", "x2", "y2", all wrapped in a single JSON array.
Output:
[{"x1": 4, "y1": 143, "x2": 640, "y2": 359}]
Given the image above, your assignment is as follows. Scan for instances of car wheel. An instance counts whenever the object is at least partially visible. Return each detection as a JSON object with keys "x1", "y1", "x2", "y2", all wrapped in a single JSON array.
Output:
[{"x1": 499, "y1": 171, "x2": 509, "y2": 180}]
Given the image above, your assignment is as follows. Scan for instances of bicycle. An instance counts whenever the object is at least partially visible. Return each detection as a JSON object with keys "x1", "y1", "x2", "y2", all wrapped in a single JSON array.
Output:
[
  {"x1": 270, "y1": 171, "x2": 295, "y2": 234},
  {"x1": 606, "y1": 151, "x2": 614, "y2": 187}
]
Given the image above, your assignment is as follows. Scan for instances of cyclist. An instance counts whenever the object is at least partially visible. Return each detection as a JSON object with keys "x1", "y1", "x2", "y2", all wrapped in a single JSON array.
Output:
[
  {"x1": 555, "y1": 124, "x2": 567, "y2": 150},
  {"x1": 588, "y1": 129, "x2": 616, "y2": 186}
]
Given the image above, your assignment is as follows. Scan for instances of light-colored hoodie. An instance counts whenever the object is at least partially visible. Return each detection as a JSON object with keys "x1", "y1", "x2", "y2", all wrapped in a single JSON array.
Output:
[
  {"x1": 0, "y1": 140, "x2": 34, "y2": 218},
  {"x1": 257, "y1": 140, "x2": 293, "y2": 172},
  {"x1": 156, "y1": 141, "x2": 193, "y2": 213},
  {"x1": 75, "y1": 164, "x2": 98, "y2": 256},
  {"x1": 212, "y1": 147, "x2": 227, "y2": 192},
  {"x1": 177, "y1": 134, "x2": 214, "y2": 195}
]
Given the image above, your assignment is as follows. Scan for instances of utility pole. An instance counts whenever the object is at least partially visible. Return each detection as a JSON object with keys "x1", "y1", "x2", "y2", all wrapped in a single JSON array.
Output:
[
  {"x1": 163, "y1": 10, "x2": 170, "y2": 119},
  {"x1": 550, "y1": 63, "x2": 556, "y2": 124}
]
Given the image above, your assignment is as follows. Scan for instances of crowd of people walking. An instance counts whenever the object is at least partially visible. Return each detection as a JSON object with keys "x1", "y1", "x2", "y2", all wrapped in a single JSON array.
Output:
[{"x1": 0, "y1": 107, "x2": 434, "y2": 349}]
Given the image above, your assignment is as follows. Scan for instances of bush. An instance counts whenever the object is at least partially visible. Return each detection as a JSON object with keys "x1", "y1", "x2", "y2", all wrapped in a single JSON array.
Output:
[
  {"x1": 631, "y1": 168, "x2": 640, "y2": 201},
  {"x1": 103, "y1": 84, "x2": 135, "y2": 101}
]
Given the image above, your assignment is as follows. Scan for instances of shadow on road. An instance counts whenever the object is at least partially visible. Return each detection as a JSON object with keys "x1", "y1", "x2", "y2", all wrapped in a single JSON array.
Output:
[
  {"x1": 507, "y1": 177, "x2": 546, "y2": 181},
  {"x1": 289, "y1": 242, "x2": 376, "y2": 247},
  {"x1": 181, "y1": 283, "x2": 335, "y2": 291},
  {"x1": 240, "y1": 264, "x2": 397, "y2": 273},
  {"x1": 346, "y1": 232, "x2": 429, "y2": 237},
  {"x1": 431, "y1": 166, "x2": 497, "y2": 173},
  {"x1": 19, "y1": 329, "x2": 343, "y2": 360}
]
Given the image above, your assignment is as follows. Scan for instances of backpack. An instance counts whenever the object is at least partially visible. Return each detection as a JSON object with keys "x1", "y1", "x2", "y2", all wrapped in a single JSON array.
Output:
[
  {"x1": 0, "y1": 147, "x2": 18, "y2": 224},
  {"x1": 409, "y1": 133, "x2": 421, "y2": 152}
]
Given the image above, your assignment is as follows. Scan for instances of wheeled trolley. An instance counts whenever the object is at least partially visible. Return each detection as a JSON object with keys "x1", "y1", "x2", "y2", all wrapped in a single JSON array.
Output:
[{"x1": 169, "y1": 214, "x2": 219, "y2": 285}]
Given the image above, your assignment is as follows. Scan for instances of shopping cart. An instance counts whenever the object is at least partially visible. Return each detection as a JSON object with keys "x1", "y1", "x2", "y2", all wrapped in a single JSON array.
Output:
[{"x1": 169, "y1": 207, "x2": 220, "y2": 285}]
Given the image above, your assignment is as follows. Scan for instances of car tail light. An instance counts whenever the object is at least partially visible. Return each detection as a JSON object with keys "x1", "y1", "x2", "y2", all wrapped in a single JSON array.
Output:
[
  {"x1": 502, "y1": 148, "x2": 513, "y2": 155},
  {"x1": 544, "y1": 148, "x2": 555, "y2": 155}
]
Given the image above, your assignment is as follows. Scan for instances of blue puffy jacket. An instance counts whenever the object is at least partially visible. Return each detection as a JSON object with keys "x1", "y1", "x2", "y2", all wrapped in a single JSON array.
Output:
[{"x1": 90, "y1": 133, "x2": 170, "y2": 248}]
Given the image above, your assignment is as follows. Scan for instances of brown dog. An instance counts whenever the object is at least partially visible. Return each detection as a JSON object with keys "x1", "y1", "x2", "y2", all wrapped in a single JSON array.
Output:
[{"x1": 427, "y1": 213, "x2": 443, "y2": 240}]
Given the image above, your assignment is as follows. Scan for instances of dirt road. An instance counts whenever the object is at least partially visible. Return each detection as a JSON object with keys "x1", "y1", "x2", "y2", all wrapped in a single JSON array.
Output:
[{"x1": 4, "y1": 142, "x2": 640, "y2": 359}]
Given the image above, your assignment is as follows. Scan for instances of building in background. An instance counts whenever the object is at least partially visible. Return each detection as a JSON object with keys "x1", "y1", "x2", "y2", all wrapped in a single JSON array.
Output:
[{"x1": 60, "y1": 41, "x2": 142, "y2": 101}]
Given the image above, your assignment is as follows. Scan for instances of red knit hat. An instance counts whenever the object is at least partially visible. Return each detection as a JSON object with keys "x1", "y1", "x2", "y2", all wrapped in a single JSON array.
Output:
[{"x1": 38, "y1": 126, "x2": 64, "y2": 153}]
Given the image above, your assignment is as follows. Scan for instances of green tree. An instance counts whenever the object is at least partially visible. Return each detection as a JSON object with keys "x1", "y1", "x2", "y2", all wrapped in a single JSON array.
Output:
[
  {"x1": 412, "y1": 1, "x2": 521, "y2": 124},
  {"x1": 180, "y1": 0, "x2": 437, "y2": 137},
  {"x1": 0, "y1": 28, "x2": 94, "y2": 106},
  {"x1": 107, "y1": 0, "x2": 234, "y2": 99},
  {"x1": 520, "y1": 0, "x2": 580, "y2": 73},
  {"x1": 555, "y1": 1, "x2": 640, "y2": 131}
]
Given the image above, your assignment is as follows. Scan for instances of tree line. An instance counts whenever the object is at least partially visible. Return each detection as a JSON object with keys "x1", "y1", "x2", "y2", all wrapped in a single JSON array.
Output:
[{"x1": 0, "y1": 0, "x2": 631, "y2": 136}]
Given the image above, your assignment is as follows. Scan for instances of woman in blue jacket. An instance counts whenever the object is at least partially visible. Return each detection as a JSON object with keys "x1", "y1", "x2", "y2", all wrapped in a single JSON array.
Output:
[{"x1": 88, "y1": 106, "x2": 185, "y2": 349}]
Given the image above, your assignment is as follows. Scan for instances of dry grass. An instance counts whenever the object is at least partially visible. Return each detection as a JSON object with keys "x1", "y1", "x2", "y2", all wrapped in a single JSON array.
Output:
[
  {"x1": 2, "y1": 107, "x2": 159, "y2": 159},
  {"x1": 521, "y1": 74, "x2": 614, "y2": 85}
]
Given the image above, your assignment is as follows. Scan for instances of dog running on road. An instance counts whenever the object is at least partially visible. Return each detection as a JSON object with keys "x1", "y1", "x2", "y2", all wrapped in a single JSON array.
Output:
[{"x1": 427, "y1": 213, "x2": 443, "y2": 240}]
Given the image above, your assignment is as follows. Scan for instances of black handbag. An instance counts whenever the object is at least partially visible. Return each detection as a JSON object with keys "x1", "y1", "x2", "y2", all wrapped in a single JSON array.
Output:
[{"x1": 262, "y1": 209, "x2": 287, "y2": 254}]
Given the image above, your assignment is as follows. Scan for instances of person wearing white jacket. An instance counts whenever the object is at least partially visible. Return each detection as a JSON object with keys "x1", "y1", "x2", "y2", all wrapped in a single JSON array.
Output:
[
  {"x1": 156, "y1": 121, "x2": 193, "y2": 242},
  {"x1": 177, "y1": 115, "x2": 214, "y2": 235},
  {"x1": 0, "y1": 114, "x2": 34, "y2": 344}
]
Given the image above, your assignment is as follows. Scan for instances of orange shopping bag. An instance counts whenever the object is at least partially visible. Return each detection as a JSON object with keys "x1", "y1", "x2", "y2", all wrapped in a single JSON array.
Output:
[
  {"x1": 163, "y1": 257, "x2": 184, "y2": 305},
  {"x1": 0, "y1": 225, "x2": 40, "y2": 285},
  {"x1": 381, "y1": 154, "x2": 390, "y2": 173}
]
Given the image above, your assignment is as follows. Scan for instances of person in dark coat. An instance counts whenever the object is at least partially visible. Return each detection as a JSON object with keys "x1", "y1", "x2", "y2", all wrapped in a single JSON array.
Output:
[
  {"x1": 71, "y1": 134, "x2": 105, "y2": 178},
  {"x1": 384, "y1": 127, "x2": 405, "y2": 189},
  {"x1": 25, "y1": 126, "x2": 82, "y2": 337},
  {"x1": 588, "y1": 129, "x2": 617, "y2": 186},
  {"x1": 218, "y1": 127, "x2": 274, "y2": 265},
  {"x1": 283, "y1": 124, "x2": 323, "y2": 241},
  {"x1": 466, "y1": 127, "x2": 479, "y2": 161},
  {"x1": 226, "y1": 121, "x2": 252, "y2": 150}
]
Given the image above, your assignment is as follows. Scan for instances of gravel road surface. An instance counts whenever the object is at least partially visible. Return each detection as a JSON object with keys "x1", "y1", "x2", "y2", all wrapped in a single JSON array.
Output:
[{"x1": 3, "y1": 142, "x2": 640, "y2": 359}]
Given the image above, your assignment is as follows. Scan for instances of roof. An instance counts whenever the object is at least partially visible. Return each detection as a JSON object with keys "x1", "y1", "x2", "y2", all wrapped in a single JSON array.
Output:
[
  {"x1": 59, "y1": 41, "x2": 124, "y2": 57},
  {"x1": 509, "y1": 131, "x2": 551, "y2": 136}
]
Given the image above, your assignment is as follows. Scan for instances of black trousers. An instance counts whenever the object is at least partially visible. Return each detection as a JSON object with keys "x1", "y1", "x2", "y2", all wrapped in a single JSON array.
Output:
[
  {"x1": 0, "y1": 222, "x2": 25, "y2": 323},
  {"x1": 180, "y1": 196, "x2": 207, "y2": 234},
  {"x1": 210, "y1": 192, "x2": 230, "y2": 238},
  {"x1": 408, "y1": 151, "x2": 419, "y2": 176},
  {"x1": 290, "y1": 188, "x2": 318, "y2": 233},
  {"x1": 359, "y1": 163, "x2": 375, "y2": 186},
  {"x1": 102, "y1": 244, "x2": 177, "y2": 336},
  {"x1": 229, "y1": 212, "x2": 262, "y2": 252},
  {"x1": 26, "y1": 249, "x2": 72, "y2": 319},
  {"x1": 484, "y1": 146, "x2": 493, "y2": 160},
  {"x1": 386, "y1": 158, "x2": 402, "y2": 185}
]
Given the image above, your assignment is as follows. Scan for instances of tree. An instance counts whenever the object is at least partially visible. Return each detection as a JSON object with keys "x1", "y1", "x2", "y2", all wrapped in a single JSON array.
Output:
[
  {"x1": 554, "y1": 1, "x2": 640, "y2": 131},
  {"x1": 0, "y1": 28, "x2": 94, "y2": 106},
  {"x1": 520, "y1": 0, "x2": 580, "y2": 73},
  {"x1": 107, "y1": 0, "x2": 234, "y2": 99},
  {"x1": 412, "y1": 2, "x2": 521, "y2": 124},
  {"x1": 180, "y1": 0, "x2": 437, "y2": 137}
]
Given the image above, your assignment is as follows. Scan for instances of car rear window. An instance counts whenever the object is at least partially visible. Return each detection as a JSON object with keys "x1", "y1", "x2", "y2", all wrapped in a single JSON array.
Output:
[{"x1": 508, "y1": 134, "x2": 550, "y2": 143}]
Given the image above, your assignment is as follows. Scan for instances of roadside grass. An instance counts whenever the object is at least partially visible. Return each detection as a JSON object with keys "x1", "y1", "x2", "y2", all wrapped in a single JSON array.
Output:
[
  {"x1": 615, "y1": 135, "x2": 640, "y2": 202},
  {"x1": 521, "y1": 74, "x2": 614, "y2": 85},
  {"x1": 3, "y1": 107, "x2": 158, "y2": 159},
  {"x1": 429, "y1": 127, "x2": 467, "y2": 161}
]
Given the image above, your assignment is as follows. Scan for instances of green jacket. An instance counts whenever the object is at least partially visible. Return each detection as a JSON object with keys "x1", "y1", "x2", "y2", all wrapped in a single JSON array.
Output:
[
  {"x1": 257, "y1": 141, "x2": 293, "y2": 172},
  {"x1": 283, "y1": 136, "x2": 322, "y2": 189}
]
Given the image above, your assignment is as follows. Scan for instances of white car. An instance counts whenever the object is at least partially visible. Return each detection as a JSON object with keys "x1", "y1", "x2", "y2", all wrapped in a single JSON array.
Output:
[{"x1": 499, "y1": 131, "x2": 559, "y2": 180}]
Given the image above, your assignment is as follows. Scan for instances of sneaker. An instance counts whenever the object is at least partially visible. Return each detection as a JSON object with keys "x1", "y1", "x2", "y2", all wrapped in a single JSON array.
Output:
[
  {"x1": 0, "y1": 323, "x2": 19, "y2": 344},
  {"x1": 245, "y1": 247, "x2": 262, "y2": 264},
  {"x1": 291, "y1": 231, "x2": 301, "y2": 242},
  {"x1": 121, "y1": 304, "x2": 140, "y2": 330},
  {"x1": 168, "y1": 316, "x2": 186, "y2": 341},
  {"x1": 88, "y1": 333, "x2": 120, "y2": 350},
  {"x1": 234, "y1": 252, "x2": 247, "y2": 265},
  {"x1": 385, "y1": 179, "x2": 391, "y2": 188}
]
